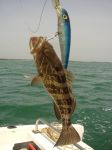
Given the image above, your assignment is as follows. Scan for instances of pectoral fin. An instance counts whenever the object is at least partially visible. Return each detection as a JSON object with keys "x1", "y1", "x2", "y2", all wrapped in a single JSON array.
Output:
[{"x1": 31, "y1": 75, "x2": 42, "y2": 86}]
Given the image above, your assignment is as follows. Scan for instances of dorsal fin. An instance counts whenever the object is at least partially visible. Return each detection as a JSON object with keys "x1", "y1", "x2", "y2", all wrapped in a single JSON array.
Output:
[{"x1": 64, "y1": 69, "x2": 74, "y2": 86}]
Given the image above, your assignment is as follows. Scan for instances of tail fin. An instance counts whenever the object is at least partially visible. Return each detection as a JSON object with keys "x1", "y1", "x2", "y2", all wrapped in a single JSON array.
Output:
[{"x1": 55, "y1": 125, "x2": 80, "y2": 147}]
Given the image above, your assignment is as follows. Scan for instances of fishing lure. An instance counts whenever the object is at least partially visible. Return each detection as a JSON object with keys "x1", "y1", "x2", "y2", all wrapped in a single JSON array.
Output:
[{"x1": 52, "y1": 0, "x2": 71, "y2": 69}]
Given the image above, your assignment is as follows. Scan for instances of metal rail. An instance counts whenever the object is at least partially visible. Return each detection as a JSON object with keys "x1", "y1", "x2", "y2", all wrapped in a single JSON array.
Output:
[{"x1": 35, "y1": 118, "x2": 60, "y2": 134}]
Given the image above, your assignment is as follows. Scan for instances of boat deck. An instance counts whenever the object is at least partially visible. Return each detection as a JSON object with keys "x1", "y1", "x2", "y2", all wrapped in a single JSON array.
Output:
[{"x1": 0, "y1": 119, "x2": 94, "y2": 150}]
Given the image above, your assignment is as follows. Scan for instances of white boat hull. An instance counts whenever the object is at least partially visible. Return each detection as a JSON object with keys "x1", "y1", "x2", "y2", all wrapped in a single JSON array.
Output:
[{"x1": 0, "y1": 119, "x2": 94, "y2": 150}]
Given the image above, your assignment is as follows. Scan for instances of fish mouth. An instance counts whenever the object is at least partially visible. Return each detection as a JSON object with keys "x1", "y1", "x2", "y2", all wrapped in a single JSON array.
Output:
[{"x1": 29, "y1": 37, "x2": 45, "y2": 54}]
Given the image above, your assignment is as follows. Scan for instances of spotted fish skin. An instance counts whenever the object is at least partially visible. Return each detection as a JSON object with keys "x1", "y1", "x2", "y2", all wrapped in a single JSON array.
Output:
[{"x1": 29, "y1": 36, "x2": 80, "y2": 146}]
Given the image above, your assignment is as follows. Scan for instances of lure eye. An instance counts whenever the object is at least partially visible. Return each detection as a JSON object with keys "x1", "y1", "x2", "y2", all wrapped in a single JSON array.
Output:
[{"x1": 63, "y1": 14, "x2": 68, "y2": 20}]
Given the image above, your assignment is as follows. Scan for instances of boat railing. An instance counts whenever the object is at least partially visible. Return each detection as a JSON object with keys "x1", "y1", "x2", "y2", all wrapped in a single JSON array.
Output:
[{"x1": 35, "y1": 118, "x2": 60, "y2": 134}]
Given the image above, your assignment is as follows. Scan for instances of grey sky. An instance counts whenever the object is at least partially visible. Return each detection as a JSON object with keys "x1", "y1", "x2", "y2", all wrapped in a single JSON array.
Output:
[{"x1": 0, "y1": 0, "x2": 112, "y2": 62}]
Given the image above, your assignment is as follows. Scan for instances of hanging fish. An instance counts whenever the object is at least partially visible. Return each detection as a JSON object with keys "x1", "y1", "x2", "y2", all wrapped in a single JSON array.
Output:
[
  {"x1": 52, "y1": 0, "x2": 71, "y2": 69},
  {"x1": 29, "y1": 36, "x2": 80, "y2": 146}
]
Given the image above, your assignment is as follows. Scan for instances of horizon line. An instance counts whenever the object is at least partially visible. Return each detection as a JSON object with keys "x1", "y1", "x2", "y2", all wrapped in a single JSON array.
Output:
[{"x1": 0, "y1": 58, "x2": 112, "y2": 63}]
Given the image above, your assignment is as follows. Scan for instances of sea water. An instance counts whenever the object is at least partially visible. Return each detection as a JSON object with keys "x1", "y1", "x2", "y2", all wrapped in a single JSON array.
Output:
[{"x1": 0, "y1": 60, "x2": 112, "y2": 150}]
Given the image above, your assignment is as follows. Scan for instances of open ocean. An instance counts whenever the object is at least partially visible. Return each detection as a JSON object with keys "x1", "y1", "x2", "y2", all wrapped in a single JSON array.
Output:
[{"x1": 0, "y1": 59, "x2": 112, "y2": 150}]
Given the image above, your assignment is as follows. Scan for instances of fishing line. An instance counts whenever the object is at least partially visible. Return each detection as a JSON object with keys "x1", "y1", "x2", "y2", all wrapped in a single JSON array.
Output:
[{"x1": 19, "y1": 0, "x2": 48, "y2": 34}]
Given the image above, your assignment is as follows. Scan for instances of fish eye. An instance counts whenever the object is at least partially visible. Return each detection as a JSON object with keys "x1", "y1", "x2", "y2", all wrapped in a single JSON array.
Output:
[{"x1": 63, "y1": 14, "x2": 68, "y2": 20}]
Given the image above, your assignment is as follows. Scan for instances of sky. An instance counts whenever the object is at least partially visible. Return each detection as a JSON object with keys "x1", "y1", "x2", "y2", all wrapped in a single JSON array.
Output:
[{"x1": 0, "y1": 0, "x2": 112, "y2": 62}]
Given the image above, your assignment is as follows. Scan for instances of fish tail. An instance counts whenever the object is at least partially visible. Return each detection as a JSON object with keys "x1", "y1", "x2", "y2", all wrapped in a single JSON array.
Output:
[{"x1": 55, "y1": 125, "x2": 80, "y2": 147}]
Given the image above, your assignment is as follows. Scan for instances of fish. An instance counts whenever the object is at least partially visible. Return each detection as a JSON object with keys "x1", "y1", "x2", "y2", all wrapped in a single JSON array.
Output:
[{"x1": 29, "y1": 36, "x2": 80, "y2": 146}]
